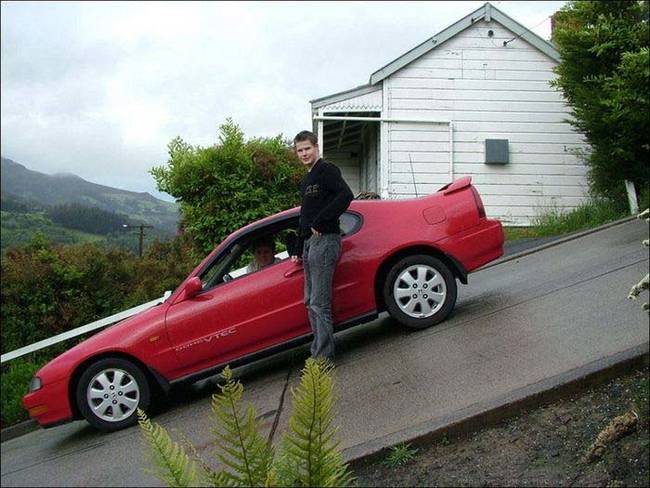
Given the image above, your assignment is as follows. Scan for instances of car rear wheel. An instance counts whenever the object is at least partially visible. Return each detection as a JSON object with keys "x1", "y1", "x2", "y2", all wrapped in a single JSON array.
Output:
[
  {"x1": 383, "y1": 254, "x2": 457, "y2": 329},
  {"x1": 76, "y1": 357, "x2": 150, "y2": 431}
]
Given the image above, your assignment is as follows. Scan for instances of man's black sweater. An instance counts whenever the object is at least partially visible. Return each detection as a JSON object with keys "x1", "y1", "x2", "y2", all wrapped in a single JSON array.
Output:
[{"x1": 297, "y1": 159, "x2": 353, "y2": 250}]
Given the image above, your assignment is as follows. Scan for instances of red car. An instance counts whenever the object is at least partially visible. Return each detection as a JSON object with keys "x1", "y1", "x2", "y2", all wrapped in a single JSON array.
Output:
[{"x1": 23, "y1": 176, "x2": 503, "y2": 431}]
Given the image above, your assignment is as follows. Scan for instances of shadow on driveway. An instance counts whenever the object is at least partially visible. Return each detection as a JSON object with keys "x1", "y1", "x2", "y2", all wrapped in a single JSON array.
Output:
[{"x1": 504, "y1": 235, "x2": 564, "y2": 257}]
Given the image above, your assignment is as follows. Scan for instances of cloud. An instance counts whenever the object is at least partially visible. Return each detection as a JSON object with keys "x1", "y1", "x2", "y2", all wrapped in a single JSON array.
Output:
[{"x1": 1, "y1": 1, "x2": 566, "y2": 200}]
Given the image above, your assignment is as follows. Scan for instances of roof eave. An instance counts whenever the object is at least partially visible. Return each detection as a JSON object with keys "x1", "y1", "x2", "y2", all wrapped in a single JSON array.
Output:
[{"x1": 310, "y1": 83, "x2": 381, "y2": 110}]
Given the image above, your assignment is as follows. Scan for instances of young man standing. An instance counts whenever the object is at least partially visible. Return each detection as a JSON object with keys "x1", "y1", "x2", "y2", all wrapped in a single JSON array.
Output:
[{"x1": 291, "y1": 130, "x2": 353, "y2": 361}]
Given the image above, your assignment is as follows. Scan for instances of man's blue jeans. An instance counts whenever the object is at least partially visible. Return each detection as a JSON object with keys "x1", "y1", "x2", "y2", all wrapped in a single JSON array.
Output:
[{"x1": 303, "y1": 233, "x2": 342, "y2": 360}]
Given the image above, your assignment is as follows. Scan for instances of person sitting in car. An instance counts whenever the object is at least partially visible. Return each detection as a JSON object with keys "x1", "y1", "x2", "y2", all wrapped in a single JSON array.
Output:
[{"x1": 246, "y1": 237, "x2": 280, "y2": 274}]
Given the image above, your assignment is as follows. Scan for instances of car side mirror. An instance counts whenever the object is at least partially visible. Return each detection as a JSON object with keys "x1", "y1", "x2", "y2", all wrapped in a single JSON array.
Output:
[{"x1": 183, "y1": 277, "x2": 203, "y2": 299}]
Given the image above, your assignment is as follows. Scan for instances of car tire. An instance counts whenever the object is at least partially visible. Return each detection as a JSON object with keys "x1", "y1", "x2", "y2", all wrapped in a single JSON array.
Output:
[
  {"x1": 76, "y1": 357, "x2": 151, "y2": 431},
  {"x1": 383, "y1": 254, "x2": 457, "y2": 329}
]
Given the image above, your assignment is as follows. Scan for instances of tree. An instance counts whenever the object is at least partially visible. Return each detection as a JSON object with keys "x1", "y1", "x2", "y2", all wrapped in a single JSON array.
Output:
[
  {"x1": 46, "y1": 203, "x2": 134, "y2": 235},
  {"x1": 150, "y1": 119, "x2": 305, "y2": 256},
  {"x1": 551, "y1": 1, "x2": 650, "y2": 201}
]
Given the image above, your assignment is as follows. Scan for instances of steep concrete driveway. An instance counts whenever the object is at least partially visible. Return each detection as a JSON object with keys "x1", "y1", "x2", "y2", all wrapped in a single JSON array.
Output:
[{"x1": 2, "y1": 219, "x2": 648, "y2": 487}]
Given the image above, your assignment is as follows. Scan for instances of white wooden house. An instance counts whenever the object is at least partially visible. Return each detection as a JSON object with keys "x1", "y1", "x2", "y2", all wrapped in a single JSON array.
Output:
[{"x1": 310, "y1": 2, "x2": 590, "y2": 226}]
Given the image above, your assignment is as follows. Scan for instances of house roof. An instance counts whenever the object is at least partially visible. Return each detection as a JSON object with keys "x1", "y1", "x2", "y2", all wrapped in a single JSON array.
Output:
[
  {"x1": 310, "y1": 2, "x2": 560, "y2": 108},
  {"x1": 369, "y1": 2, "x2": 560, "y2": 85},
  {"x1": 310, "y1": 83, "x2": 381, "y2": 110}
]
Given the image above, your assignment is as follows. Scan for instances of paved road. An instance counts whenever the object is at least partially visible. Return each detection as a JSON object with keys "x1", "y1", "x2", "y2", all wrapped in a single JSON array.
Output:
[
  {"x1": 503, "y1": 234, "x2": 563, "y2": 256},
  {"x1": 2, "y1": 219, "x2": 648, "y2": 487}
]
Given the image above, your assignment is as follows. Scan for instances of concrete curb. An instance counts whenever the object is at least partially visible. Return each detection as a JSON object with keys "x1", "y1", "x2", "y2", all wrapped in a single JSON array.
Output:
[
  {"x1": 1, "y1": 419, "x2": 39, "y2": 444},
  {"x1": 344, "y1": 342, "x2": 650, "y2": 464},
  {"x1": 478, "y1": 215, "x2": 638, "y2": 272}
]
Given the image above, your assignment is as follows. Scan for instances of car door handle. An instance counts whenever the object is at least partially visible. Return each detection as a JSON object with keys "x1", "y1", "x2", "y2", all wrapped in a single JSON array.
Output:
[{"x1": 284, "y1": 267, "x2": 304, "y2": 278}]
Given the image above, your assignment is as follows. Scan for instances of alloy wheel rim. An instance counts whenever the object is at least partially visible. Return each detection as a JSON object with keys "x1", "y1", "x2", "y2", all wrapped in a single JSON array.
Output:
[
  {"x1": 393, "y1": 264, "x2": 446, "y2": 318},
  {"x1": 86, "y1": 368, "x2": 140, "y2": 423}
]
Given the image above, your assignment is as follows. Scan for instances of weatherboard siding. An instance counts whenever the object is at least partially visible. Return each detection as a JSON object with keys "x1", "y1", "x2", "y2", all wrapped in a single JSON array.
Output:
[{"x1": 385, "y1": 19, "x2": 590, "y2": 226}]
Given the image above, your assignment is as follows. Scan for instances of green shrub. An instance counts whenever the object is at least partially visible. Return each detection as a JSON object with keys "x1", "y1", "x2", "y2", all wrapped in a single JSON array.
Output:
[
  {"x1": 1, "y1": 234, "x2": 197, "y2": 356},
  {"x1": 0, "y1": 233, "x2": 198, "y2": 427},
  {"x1": 150, "y1": 119, "x2": 305, "y2": 257},
  {"x1": 1, "y1": 359, "x2": 43, "y2": 426},
  {"x1": 383, "y1": 442, "x2": 418, "y2": 467}
]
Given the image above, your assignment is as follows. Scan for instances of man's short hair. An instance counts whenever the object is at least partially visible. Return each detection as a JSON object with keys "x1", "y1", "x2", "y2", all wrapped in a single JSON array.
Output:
[
  {"x1": 293, "y1": 130, "x2": 318, "y2": 146},
  {"x1": 252, "y1": 236, "x2": 275, "y2": 252}
]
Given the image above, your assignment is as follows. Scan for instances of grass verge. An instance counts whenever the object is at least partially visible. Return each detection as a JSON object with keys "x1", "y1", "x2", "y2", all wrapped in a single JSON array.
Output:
[{"x1": 504, "y1": 198, "x2": 630, "y2": 241}]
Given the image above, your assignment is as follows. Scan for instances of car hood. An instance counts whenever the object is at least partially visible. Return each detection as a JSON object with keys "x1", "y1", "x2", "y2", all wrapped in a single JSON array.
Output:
[{"x1": 34, "y1": 301, "x2": 170, "y2": 383}]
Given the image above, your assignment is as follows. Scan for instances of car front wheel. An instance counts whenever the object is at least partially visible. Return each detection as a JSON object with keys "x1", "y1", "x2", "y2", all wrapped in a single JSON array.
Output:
[
  {"x1": 383, "y1": 254, "x2": 457, "y2": 329},
  {"x1": 76, "y1": 357, "x2": 150, "y2": 431}
]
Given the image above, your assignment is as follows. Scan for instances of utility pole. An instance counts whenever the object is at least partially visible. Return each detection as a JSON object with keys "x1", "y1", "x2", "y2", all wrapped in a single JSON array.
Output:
[{"x1": 122, "y1": 224, "x2": 154, "y2": 257}]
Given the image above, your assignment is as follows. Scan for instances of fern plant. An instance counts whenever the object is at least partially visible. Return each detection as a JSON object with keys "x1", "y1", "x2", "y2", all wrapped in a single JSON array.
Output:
[
  {"x1": 209, "y1": 365, "x2": 274, "y2": 486},
  {"x1": 138, "y1": 409, "x2": 198, "y2": 487},
  {"x1": 139, "y1": 358, "x2": 354, "y2": 487},
  {"x1": 273, "y1": 358, "x2": 354, "y2": 487}
]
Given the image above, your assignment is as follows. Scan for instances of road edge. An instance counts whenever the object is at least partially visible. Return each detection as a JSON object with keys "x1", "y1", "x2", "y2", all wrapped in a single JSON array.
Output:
[
  {"x1": 343, "y1": 342, "x2": 650, "y2": 464},
  {"x1": 1, "y1": 418, "x2": 39, "y2": 444},
  {"x1": 478, "y1": 215, "x2": 638, "y2": 271}
]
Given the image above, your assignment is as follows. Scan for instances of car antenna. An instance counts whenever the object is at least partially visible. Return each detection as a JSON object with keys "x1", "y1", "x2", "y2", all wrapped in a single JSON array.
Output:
[{"x1": 409, "y1": 153, "x2": 419, "y2": 198}]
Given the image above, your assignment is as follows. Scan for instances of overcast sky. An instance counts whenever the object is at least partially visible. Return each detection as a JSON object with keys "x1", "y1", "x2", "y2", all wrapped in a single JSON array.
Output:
[{"x1": 1, "y1": 1, "x2": 566, "y2": 201}]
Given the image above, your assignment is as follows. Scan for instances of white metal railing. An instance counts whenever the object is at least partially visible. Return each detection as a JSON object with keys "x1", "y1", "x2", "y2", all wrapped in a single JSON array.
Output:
[{"x1": 0, "y1": 291, "x2": 172, "y2": 365}]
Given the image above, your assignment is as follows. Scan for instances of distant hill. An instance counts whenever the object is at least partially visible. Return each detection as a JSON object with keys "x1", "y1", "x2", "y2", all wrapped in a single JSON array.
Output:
[
  {"x1": 1, "y1": 157, "x2": 180, "y2": 234},
  {"x1": 1, "y1": 209, "x2": 105, "y2": 251}
]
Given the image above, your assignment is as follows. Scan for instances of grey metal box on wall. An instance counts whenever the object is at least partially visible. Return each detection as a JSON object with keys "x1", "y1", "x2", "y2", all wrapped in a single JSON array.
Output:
[{"x1": 485, "y1": 139, "x2": 509, "y2": 164}]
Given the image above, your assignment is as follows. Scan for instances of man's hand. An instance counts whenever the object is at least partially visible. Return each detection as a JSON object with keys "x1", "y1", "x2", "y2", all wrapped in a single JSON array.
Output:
[
  {"x1": 311, "y1": 227, "x2": 322, "y2": 237},
  {"x1": 291, "y1": 255, "x2": 302, "y2": 264}
]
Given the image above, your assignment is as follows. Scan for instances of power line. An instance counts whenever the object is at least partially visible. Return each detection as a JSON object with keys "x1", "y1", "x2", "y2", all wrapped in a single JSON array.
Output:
[{"x1": 503, "y1": 15, "x2": 551, "y2": 46}]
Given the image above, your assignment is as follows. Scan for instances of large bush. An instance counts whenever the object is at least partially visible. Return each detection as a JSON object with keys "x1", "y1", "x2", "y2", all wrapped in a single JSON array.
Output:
[
  {"x1": 0, "y1": 234, "x2": 197, "y2": 356},
  {"x1": 551, "y1": 1, "x2": 650, "y2": 201},
  {"x1": 150, "y1": 119, "x2": 305, "y2": 256},
  {"x1": 0, "y1": 234, "x2": 198, "y2": 426}
]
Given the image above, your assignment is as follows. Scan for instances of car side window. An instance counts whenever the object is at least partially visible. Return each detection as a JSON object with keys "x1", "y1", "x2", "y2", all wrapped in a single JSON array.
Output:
[
  {"x1": 340, "y1": 211, "x2": 362, "y2": 237},
  {"x1": 199, "y1": 221, "x2": 300, "y2": 288},
  {"x1": 232, "y1": 228, "x2": 296, "y2": 277}
]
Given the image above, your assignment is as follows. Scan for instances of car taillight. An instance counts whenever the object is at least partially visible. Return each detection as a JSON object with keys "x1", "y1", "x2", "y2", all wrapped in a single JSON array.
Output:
[{"x1": 470, "y1": 186, "x2": 486, "y2": 218}]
